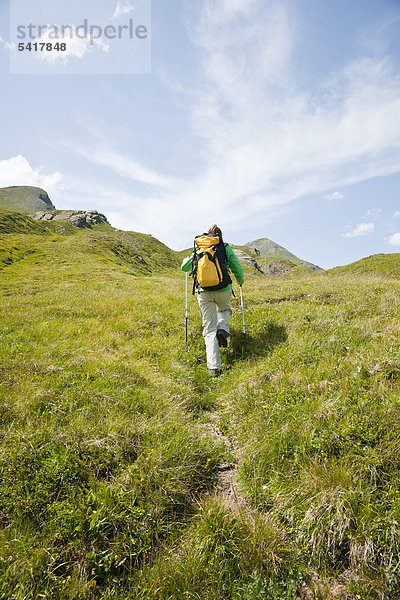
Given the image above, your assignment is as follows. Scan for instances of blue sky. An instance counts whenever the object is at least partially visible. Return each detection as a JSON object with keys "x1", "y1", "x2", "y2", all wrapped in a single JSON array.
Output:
[{"x1": 1, "y1": 0, "x2": 400, "y2": 268}]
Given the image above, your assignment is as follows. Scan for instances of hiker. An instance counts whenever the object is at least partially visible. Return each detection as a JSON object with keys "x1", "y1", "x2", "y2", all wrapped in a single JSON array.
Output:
[{"x1": 181, "y1": 225, "x2": 244, "y2": 377}]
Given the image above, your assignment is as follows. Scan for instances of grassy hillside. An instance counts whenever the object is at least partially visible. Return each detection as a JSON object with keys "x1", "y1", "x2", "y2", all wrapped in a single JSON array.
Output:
[
  {"x1": 0, "y1": 186, "x2": 55, "y2": 213},
  {"x1": 329, "y1": 252, "x2": 400, "y2": 277},
  {"x1": 1, "y1": 218, "x2": 400, "y2": 599},
  {"x1": 0, "y1": 210, "x2": 179, "y2": 275},
  {"x1": 0, "y1": 209, "x2": 56, "y2": 234}
]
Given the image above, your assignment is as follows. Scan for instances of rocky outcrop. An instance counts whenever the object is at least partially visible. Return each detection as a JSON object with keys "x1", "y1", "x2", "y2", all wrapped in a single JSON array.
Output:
[
  {"x1": 263, "y1": 259, "x2": 294, "y2": 276},
  {"x1": 33, "y1": 210, "x2": 108, "y2": 228},
  {"x1": 233, "y1": 249, "x2": 303, "y2": 276},
  {"x1": 233, "y1": 249, "x2": 264, "y2": 273}
]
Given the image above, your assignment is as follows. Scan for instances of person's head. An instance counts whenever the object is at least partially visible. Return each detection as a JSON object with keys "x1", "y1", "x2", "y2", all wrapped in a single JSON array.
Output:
[{"x1": 208, "y1": 224, "x2": 222, "y2": 238}]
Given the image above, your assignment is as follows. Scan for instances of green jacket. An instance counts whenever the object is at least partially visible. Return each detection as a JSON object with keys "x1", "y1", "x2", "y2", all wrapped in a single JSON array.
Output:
[{"x1": 180, "y1": 243, "x2": 244, "y2": 292}]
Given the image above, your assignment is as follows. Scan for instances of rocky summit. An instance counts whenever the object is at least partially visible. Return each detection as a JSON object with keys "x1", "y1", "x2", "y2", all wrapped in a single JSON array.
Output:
[
  {"x1": 247, "y1": 237, "x2": 323, "y2": 271},
  {"x1": 33, "y1": 209, "x2": 109, "y2": 228}
]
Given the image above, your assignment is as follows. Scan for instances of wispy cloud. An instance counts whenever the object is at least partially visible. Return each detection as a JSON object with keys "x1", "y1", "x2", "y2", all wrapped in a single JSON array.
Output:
[
  {"x1": 0, "y1": 155, "x2": 63, "y2": 196},
  {"x1": 55, "y1": 140, "x2": 177, "y2": 188},
  {"x1": 324, "y1": 192, "x2": 344, "y2": 202},
  {"x1": 394, "y1": 210, "x2": 400, "y2": 218},
  {"x1": 386, "y1": 232, "x2": 400, "y2": 246},
  {"x1": 123, "y1": 0, "x2": 400, "y2": 240},
  {"x1": 0, "y1": 36, "x2": 16, "y2": 52},
  {"x1": 343, "y1": 223, "x2": 374, "y2": 238},
  {"x1": 42, "y1": 0, "x2": 400, "y2": 243},
  {"x1": 174, "y1": 0, "x2": 400, "y2": 229},
  {"x1": 112, "y1": 1, "x2": 135, "y2": 20},
  {"x1": 82, "y1": 147, "x2": 177, "y2": 187},
  {"x1": 364, "y1": 208, "x2": 382, "y2": 218}
]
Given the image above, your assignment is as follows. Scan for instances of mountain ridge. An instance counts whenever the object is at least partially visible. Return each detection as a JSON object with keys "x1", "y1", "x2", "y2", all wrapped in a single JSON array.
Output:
[
  {"x1": 5, "y1": 186, "x2": 400, "y2": 277},
  {"x1": 0, "y1": 188, "x2": 321, "y2": 273}
]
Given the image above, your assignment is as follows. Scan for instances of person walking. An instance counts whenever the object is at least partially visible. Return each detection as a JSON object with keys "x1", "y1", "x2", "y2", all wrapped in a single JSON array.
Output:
[{"x1": 181, "y1": 225, "x2": 244, "y2": 377}]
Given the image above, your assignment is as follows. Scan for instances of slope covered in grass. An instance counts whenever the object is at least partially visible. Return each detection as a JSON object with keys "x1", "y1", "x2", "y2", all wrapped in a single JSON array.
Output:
[
  {"x1": 329, "y1": 252, "x2": 400, "y2": 277},
  {"x1": 0, "y1": 210, "x2": 179, "y2": 276},
  {"x1": 0, "y1": 186, "x2": 55, "y2": 213},
  {"x1": 0, "y1": 209, "x2": 56, "y2": 235},
  {"x1": 1, "y1": 222, "x2": 400, "y2": 599}
]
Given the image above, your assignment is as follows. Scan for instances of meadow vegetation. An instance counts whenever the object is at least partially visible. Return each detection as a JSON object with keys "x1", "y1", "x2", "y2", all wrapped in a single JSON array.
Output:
[
  {"x1": 329, "y1": 253, "x2": 400, "y2": 277},
  {"x1": 1, "y1": 211, "x2": 400, "y2": 599},
  {"x1": 0, "y1": 187, "x2": 55, "y2": 213}
]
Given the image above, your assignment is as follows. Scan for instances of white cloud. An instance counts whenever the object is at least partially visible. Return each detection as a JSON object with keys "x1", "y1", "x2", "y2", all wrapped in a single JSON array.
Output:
[
  {"x1": 364, "y1": 208, "x2": 381, "y2": 218},
  {"x1": 0, "y1": 36, "x2": 16, "y2": 52},
  {"x1": 112, "y1": 1, "x2": 135, "y2": 19},
  {"x1": 386, "y1": 232, "x2": 400, "y2": 246},
  {"x1": 57, "y1": 141, "x2": 177, "y2": 188},
  {"x1": 0, "y1": 155, "x2": 63, "y2": 196},
  {"x1": 343, "y1": 223, "x2": 375, "y2": 238},
  {"x1": 324, "y1": 192, "x2": 344, "y2": 202},
  {"x1": 84, "y1": 148, "x2": 175, "y2": 187},
  {"x1": 394, "y1": 210, "x2": 400, "y2": 218}
]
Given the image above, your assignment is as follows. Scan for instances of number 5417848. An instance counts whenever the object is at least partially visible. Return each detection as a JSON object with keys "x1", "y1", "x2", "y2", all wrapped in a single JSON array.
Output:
[{"x1": 18, "y1": 42, "x2": 67, "y2": 51}]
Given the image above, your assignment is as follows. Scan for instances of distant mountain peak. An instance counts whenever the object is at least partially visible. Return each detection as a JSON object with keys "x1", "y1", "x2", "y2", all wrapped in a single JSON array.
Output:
[{"x1": 246, "y1": 237, "x2": 323, "y2": 272}]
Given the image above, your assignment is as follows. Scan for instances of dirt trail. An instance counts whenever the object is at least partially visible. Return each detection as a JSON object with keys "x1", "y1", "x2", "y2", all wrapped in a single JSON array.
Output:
[{"x1": 204, "y1": 414, "x2": 247, "y2": 509}]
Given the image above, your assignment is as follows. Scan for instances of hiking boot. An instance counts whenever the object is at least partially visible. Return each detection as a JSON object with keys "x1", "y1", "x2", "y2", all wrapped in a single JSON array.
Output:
[
  {"x1": 208, "y1": 368, "x2": 222, "y2": 378},
  {"x1": 216, "y1": 329, "x2": 229, "y2": 348}
]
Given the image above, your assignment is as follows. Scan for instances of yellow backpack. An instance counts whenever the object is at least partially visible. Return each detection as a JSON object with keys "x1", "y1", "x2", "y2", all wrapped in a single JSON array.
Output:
[{"x1": 191, "y1": 234, "x2": 232, "y2": 292}]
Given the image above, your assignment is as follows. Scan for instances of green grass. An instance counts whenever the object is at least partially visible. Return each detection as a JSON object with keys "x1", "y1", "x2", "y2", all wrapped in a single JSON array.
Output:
[
  {"x1": 0, "y1": 210, "x2": 56, "y2": 235},
  {"x1": 329, "y1": 252, "x2": 400, "y2": 277},
  {"x1": 0, "y1": 211, "x2": 179, "y2": 276},
  {"x1": 0, "y1": 186, "x2": 55, "y2": 213},
  {"x1": 1, "y1": 217, "x2": 400, "y2": 599}
]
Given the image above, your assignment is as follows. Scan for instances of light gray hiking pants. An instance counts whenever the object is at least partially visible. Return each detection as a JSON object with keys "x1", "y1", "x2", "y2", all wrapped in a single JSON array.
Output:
[{"x1": 197, "y1": 290, "x2": 233, "y2": 370}]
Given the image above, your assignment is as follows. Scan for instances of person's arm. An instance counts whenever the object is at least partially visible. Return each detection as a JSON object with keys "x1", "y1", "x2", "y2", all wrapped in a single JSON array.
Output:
[
  {"x1": 181, "y1": 253, "x2": 194, "y2": 272},
  {"x1": 225, "y1": 245, "x2": 244, "y2": 285}
]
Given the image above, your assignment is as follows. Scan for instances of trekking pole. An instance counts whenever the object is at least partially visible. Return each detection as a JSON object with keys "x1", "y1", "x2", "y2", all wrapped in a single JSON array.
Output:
[
  {"x1": 240, "y1": 285, "x2": 247, "y2": 359},
  {"x1": 185, "y1": 272, "x2": 188, "y2": 350}
]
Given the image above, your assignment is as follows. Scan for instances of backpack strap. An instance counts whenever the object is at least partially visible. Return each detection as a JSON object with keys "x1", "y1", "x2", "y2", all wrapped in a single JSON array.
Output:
[
  {"x1": 222, "y1": 242, "x2": 235, "y2": 294},
  {"x1": 190, "y1": 239, "x2": 198, "y2": 295}
]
